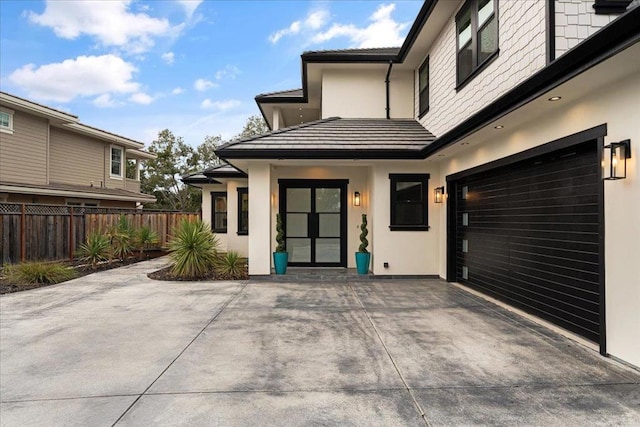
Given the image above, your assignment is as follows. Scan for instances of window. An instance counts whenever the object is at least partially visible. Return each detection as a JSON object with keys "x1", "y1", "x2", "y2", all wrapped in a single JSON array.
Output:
[
  {"x1": 456, "y1": 0, "x2": 498, "y2": 87},
  {"x1": 0, "y1": 108, "x2": 14, "y2": 134},
  {"x1": 389, "y1": 174, "x2": 430, "y2": 231},
  {"x1": 237, "y1": 187, "x2": 249, "y2": 235},
  {"x1": 211, "y1": 192, "x2": 227, "y2": 233},
  {"x1": 110, "y1": 146, "x2": 123, "y2": 178},
  {"x1": 418, "y1": 57, "x2": 429, "y2": 117}
]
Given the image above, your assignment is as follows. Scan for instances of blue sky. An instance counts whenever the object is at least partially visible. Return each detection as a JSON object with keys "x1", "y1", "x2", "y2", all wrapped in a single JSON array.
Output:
[{"x1": 0, "y1": 0, "x2": 422, "y2": 148}]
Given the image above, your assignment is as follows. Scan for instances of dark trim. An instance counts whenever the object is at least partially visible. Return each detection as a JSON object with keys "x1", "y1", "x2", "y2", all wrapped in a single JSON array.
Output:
[
  {"x1": 385, "y1": 61, "x2": 393, "y2": 120},
  {"x1": 397, "y1": 0, "x2": 439, "y2": 61},
  {"x1": 447, "y1": 124, "x2": 607, "y2": 182},
  {"x1": 210, "y1": 191, "x2": 227, "y2": 234},
  {"x1": 389, "y1": 173, "x2": 430, "y2": 231},
  {"x1": 202, "y1": 171, "x2": 247, "y2": 179},
  {"x1": 218, "y1": 148, "x2": 424, "y2": 160},
  {"x1": 278, "y1": 179, "x2": 349, "y2": 267},
  {"x1": 593, "y1": 0, "x2": 633, "y2": 14},
  {"x1": 423, "y1": 7, "x2": 640, "y2": 158},
  {"x1": 237, "y1": 187, "x2": 248, "y2": 236},
  {"x1": 597, "y1": 135, "x2": 607, "y2": 355},
  {"x1": 300, "y1": 52, "x2": 399, "y2": 64},
  {"x1": 182, "y1": 177, "x2": 221, "y2": 185},
  {"x1": 546, "y1": 0, "x2": 556, "y2": 64}
]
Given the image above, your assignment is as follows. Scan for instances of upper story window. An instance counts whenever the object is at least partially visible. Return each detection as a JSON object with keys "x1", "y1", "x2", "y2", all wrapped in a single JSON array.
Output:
[
  {"x1": 211, "y1": 192, "x2": 227, "y2": 233},
  {"x1": 457, "y1": 0, "x2": 498, "y2": 88},
  {"x1": 237, "y1": 187, "x2": 248, "y2": 235},
  {"x1": 418, "y1": 57, "x2": 429, "y2": 117},
  {"x1": 0, "y1": 108, "x2": 14, "y2": 134},
  {"x1": 110, "y1": 146, "x2": 123, "y2": 178},
  {"x1": 389, "y1": 174, "x2": 430, "y2": 231}
]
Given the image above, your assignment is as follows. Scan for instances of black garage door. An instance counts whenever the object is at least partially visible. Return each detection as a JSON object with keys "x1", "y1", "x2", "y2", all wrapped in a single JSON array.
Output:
[{"x1": 450, "y1": 141, "x2": 602, "y2": 343}]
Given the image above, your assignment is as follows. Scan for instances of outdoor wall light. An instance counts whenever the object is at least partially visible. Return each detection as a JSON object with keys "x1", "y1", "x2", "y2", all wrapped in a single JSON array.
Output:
[
  {"x1": 603, "y1": 139, "x2": 631, "y2": 180},
  {"x1": 353, "y1": 191, "x2": 361, "y2": 206},
  {"x1": 434, "y1": 186, "x2": 445, "y2": 203}
]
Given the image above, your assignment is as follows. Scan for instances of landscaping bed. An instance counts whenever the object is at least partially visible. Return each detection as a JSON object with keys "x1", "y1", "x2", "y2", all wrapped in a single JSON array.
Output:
[
  {"x1": 147, "y1": 263, "x2": 247, "y2": 282},
  {"x1": 0, "y1": 250, "x2": 166, "y2": 294}
]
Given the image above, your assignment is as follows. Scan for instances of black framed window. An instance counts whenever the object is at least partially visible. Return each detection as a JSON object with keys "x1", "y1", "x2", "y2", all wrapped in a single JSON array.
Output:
[
  {"x1": 456, "y1": 0, "x2": 498, "y2": 88},
  {"x1": 211, "y1": 192, "x2": 227, "y2": 233},
  {"x1": 389, "y1": 174, "x2": 430, "y2": 231},
  {"x1": 237, "y1": 187, "x2": 248, "y2": 235},
  {"x1": 418, "y1": 57, "x2": 429, "y2": 117}
]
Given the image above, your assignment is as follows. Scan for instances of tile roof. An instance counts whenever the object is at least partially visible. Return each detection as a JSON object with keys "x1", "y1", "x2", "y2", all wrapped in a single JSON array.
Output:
[
  {"x1": 255, "y1": 88, "x2": 303, "y2": 99},
  {"x1": 216, "y1": 117, "x2": 435, "y2": 159},
  {"x1": 302, "y1": 47, "x2": 401, "y2": 57},
  {"x1": 1, "y1": 181, "x2": 155, "y2": 201}
]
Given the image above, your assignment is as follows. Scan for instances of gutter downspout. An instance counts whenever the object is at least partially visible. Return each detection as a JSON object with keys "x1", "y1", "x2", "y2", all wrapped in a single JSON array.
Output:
[{"x1": 385, "y1": 61, "x2": 393, "y2": 119}]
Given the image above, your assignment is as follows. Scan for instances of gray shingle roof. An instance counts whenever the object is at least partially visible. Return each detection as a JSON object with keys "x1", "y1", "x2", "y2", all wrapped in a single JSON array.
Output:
[
  {"x1": 302, "y1": 47, "x2": 401, "y2": 57},
  {"x1": 1, "y1": 181, "x2": 155, "y2": 201},
  {"x1": 216, "y1": 117, "x2": 435, "y2": 159},
  {"x1": 255, "y1": 88, "x2": 303, "y2": 99}
]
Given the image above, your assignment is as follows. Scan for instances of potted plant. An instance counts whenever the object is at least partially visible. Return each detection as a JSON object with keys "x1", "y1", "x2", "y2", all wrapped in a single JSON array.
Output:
[
  {"x1": 355, "y1": 214, "x2": 370, "y2": 275},
  {"x1": 273, "y1": 213, "x2": 288, "y2": 274}
]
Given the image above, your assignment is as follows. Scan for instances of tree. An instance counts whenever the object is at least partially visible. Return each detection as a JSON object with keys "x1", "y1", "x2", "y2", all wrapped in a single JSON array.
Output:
[
  {"x1": 234, "y1": 115, "x2": 268, "y2": 140},
  {"x1": 189, "y1": 134, "x2": 222, "y2": 171},
  {"x1": 141, "y1": 130, "x2": 201, "y2": 212}
]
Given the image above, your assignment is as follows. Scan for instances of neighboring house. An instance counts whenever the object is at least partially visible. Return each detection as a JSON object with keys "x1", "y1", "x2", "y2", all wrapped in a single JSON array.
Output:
[
  {"x1": 185, "y1": 1, "x2": 640, "y2": 369},
  {"x1": 0, "y1": 92, "x2": 156, "y2": 208}
]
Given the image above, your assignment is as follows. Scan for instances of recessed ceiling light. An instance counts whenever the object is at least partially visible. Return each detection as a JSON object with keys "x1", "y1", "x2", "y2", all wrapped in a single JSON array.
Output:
[
  {"x1": 548, "y1": 96, "x2": 562, "y2": 101},
  {"x1": 494, "y1": 125, "x2": 504, "y2": 129},
  {"x1": 437, "y1": 154, "x2": 445, "y2": 157},
  {"x1": 461, "y1": 142, "x2": 470, "y2": 145}
]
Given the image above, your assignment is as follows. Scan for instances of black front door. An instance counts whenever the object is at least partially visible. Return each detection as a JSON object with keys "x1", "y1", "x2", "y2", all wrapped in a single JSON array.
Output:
[{"x1": 279, "y1": 179, "x2": 348, "y2": 267}]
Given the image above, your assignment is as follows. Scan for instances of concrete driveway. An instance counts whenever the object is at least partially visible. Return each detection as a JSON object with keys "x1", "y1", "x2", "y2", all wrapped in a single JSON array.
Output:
[{"x1": 1, "y1": 258, "x2": 639, "y2": 426}]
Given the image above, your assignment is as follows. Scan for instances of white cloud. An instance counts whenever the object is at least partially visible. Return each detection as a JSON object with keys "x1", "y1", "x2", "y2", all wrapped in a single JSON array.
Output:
[
  {"x1": 215, "y1": 65, "x2": 240, "y2": 80},
  {"x1": 129, "y1": 92, "x2": 155, "y2": 105},
  {"x1": 311, "y1": 3, "x2": 408, "y2": 48},
  {"x1": 172, "y1": 87, "x2": 184, "y2": 95},
  {"x1": 27, "y1": 0, "x2": 176, "y2": 54},
  {"x1": 194, "y1": 78, "x2": 218, "y2": 91},
  {"x1": 93, "y1": 93, "x2": 117, "y2": 108},
  {"x1": 176, "y1": 0, "x2": 203, "y2": 18},
  {"x1": 8, "y1": 54, "x2": 140, "y2": 102},
  {"x1": 201, "y1": 99, "x2": 241, "y2": 110},
  {"x1": 161, "y1": 52, "x2": 175, "y2": 64},
  {"x1": 268, "y1": 10, "x2": 329, "y2": 44}
]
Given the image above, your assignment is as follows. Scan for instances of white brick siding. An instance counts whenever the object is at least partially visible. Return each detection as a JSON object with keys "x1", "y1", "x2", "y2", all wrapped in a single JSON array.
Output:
[
  {"x1": 417, "y1": 0, "x2": 546, "y2": 137},
  {"x1": 554, "y1": 0, "x2": 638, "y2": 58}
]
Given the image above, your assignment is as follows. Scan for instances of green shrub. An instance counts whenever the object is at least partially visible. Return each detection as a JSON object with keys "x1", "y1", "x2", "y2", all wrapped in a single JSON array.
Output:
[
  {"x1": 275, "y1": 213, "x2": 286, "y2": 252},
  {"x1": 135, "y1": 226, "x2": 160, "y2": 256},
  {"x1": 78, "y1": 232, "x2": 112, "y2": 268},
  {"x1": 5, "y1": 261, "x2": 78, "y2": 285},
  {"x1": 110, "y1": 215, "x2": 135, "y2": 260},
  {"x1": 214, "y1": 251, "x2": 247, "y2": 280},
  {"x1": 358, "y1": 214, "x2": 369, "y2": 253},
  {"x1": 168, "y1": 219, "x2": 219, "y2": 279}
]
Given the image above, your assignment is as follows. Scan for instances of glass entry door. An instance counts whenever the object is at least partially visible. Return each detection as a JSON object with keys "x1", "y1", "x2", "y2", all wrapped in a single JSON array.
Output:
[{"x1": 279, "y1": 179, "x2": 348, "y2": 267}]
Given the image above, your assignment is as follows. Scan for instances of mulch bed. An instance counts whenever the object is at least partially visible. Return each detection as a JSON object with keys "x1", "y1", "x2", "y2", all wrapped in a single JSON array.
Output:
[
  {"x1": 147, "y1": 265, "x2": 248, "y2": 281},
  {"x1": 0, "y1": 251, "x2": 166, "y2": 295}
]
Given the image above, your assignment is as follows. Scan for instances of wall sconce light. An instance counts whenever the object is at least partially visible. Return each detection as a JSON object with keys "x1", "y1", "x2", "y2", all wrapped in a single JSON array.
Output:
[
  {"x1": 434, "y1": 186, "x2": 445, "y2": 203},
  {"x1": 603, "y1": 140, "x2": 631, "y2": 180},
  {"x1": 353, "y1": 191, "x2": 361, "y2": 207}
]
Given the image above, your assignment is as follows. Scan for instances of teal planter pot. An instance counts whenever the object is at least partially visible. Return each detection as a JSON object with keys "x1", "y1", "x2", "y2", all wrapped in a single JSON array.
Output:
[
  {"x1": 355, "y1": 252, "x2": 370, "y2": 275},
  {"x1": 273, "y1": 252, "x2": 288, "y2": 275}
]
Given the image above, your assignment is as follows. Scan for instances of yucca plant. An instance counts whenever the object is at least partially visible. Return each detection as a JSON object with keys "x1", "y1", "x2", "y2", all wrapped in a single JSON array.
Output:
[
  {"x1": 168, "y1": 219, "x2": 220, "y2": 279},
  {"x1": 5, "y1": 261, "x2": 78, "y2": 285},
  {"x1": 110, "y1": 215, "x2": 135, "y2": 260},
  {"x1": 135, "y1": 226, "x2": 160, "y2": 257},
  {"x1": 78, "y1": 232, "x2": 112, "y2": 268},
  {"x1": 214, "y1": 251, "x2": 248, "y2": 280}
]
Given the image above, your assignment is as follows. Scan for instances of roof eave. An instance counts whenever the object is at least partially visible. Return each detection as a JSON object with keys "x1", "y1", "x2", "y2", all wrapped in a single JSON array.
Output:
[{"x1": 216, "y1": 149, "x2": 426, "y2": 160}]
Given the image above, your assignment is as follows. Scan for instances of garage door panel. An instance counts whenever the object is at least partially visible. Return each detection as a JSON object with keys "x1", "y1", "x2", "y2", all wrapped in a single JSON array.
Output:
[{"x1": 454, "y1": 141, "x2": 601, "y2": 342}]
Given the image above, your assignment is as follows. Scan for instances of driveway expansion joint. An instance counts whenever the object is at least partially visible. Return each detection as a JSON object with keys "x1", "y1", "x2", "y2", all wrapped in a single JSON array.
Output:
[{"x1": 110, "y1": 282, "x2": 249, "y2": 426}]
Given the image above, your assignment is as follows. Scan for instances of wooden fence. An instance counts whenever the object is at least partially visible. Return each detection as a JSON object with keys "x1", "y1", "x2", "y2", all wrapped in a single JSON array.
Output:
[{"x1": 0, "y1": 203, "x2": 200, "y2": 264}]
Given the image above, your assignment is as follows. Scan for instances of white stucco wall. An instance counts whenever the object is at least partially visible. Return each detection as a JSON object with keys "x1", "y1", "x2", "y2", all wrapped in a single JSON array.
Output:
[
  {"x1": 554, "y1": 0, "x2": 638, "y2": 58},
  {"x1": 369, "y1": 162, "x2": 441, "y2": 276},
  {"x1": 322, "y1": 69, "x2": 414, "y2": 119},
  {"x1": 437, "y1": 72, "x2": 640, "y2": 368},
  {"x1": 248, "y1": 164, "x2": 272, "y2": 275},
  {"x1": 417, "y1": 0, "x2": 546, "y2": 136}
]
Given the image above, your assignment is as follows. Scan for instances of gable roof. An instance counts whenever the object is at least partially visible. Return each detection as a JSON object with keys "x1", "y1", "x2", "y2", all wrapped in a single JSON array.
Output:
[{"x1": 216, "y1": 117, "x2": 435, "y2": 159}]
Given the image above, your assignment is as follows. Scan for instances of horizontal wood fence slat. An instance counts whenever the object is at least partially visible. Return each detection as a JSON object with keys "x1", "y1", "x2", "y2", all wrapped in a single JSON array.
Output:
[{"x1": 0, "y1": 203, "x2": 200, "y2": 264}]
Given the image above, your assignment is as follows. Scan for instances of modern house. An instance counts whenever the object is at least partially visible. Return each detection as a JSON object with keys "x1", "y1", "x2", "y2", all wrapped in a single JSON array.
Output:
[
  {"x1": 0, "y1": 92, "x2": 156, "y2": 208},
  {"x1": 184, "y1": 1, "x2": 640, "y2": 369}
]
